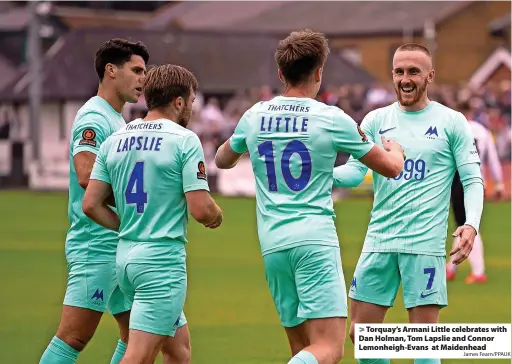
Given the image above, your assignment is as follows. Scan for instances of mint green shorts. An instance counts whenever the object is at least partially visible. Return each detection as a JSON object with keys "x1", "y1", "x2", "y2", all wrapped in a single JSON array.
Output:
[
  {"x1": 264, "y1": 245, "x2": 348, "y2": 328},
  {"x1": 348, "y1": 252, "x2": 448, "y2": 309},
  {"x1": 116, "y1": 240, "x2": 187, "y2": 337},
  {"x1": 63, "y1": 260, "x2": 132, "y2": 315}
]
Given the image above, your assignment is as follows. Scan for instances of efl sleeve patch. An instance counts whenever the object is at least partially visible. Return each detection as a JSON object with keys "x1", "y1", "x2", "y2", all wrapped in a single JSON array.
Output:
[
  {"x1": 196, "y1": 161, "x2": 207, "y2": 180},
  {"x1": 78, "y1": 129, "x2": 97, "y2": 147},
  {"x1": 357, "y1": 124, "x2": 368, "y2": 142}
]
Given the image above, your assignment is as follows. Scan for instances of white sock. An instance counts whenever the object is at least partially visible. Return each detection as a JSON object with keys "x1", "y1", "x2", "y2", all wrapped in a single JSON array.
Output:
[
  {"x1": 448, "y1": 236, "x2": 459, "y2": 273},
  {"x1": 468, "y1": 234, "x2": 485, "y2": 276}
]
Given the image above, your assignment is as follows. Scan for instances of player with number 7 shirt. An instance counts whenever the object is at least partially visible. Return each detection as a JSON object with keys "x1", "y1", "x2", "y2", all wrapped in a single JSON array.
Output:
[
  {"x1": 333, "y1": 43, "x2": 484, "y2": 364},
  {"x1": 215, "y1": 29, "x2": 405, "y2": 364}
]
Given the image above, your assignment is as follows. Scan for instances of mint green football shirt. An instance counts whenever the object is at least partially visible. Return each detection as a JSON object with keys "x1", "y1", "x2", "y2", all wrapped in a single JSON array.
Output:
[
  {"x1": 90, "y1": 119, "x2": 209, "y2": 244},
  {"x1": 335, "y1": 101, "x2": 480, "y2": 256},
  {"x1": 229, "y1": 96, "x2": 374, "y2": 255},
  {"x1": 66, "y1": 96, "x2": 125, "y2": 262}
]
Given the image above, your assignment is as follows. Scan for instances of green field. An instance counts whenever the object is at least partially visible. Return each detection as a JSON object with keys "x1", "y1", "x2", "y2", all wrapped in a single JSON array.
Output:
[{"x1": 0, "y1": 191, "x2": 510, "y2": 364}]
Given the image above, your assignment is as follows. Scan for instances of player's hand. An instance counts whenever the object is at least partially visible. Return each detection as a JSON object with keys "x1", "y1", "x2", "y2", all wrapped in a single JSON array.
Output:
[
  {"x1": 381, "y1": 136, "x2": 406, "y2": 160},
  {"x1": 205, "y1": 208, "x2": 223, "y2": 229},
  {"x1": 449, "y1": 225, "x2": 477, "y2": 265}
]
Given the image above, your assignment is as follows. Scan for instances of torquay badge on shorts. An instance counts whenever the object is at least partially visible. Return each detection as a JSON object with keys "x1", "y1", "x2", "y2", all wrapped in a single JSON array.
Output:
[
  {"x1": 197, "y1": 161, "x2": 207, "y2": 180},
  {"x1": 79, "y1": 129, "x2": 97, "y2": 147}
]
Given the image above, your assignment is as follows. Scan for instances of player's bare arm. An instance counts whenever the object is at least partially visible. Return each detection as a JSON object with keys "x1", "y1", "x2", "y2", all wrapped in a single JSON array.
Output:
[
  {"x1": 74, "y1": 151, "x2": 97, "y2": 189},
  {"x1": 82, "y1": 179, "x2": 120, "y2": 231},
  {"x1": 215, "y1": 141, "x2": 244, "y2": 169},
  {"x1": 74, "y1": 151, "x2": 116, "y2": 206},
  {"x1": 185, "y1": 190, "x2": 223, "y2": 228},
  {"x1": 358, "y1": 138, "x2": 405, "y2": 178}
]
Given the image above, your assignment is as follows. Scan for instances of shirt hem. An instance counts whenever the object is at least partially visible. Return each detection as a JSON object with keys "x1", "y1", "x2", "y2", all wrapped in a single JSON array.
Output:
[
  {"x1": 262, "y1": 240, "x2": 339, "y2": 256},
  {"x1": 183, "y1": 184, "x2": 210, "y2": 193},
  {"x1": 72, "y1": 146, "x2": 99, "y2": 157},
  {"x1": 361, "y1": 248, "x2": 446, "y2": 257}
]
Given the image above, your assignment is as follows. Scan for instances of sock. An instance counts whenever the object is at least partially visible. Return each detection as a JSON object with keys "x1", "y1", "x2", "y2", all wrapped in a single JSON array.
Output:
[
  {"x1": 288, "y1": 350, "x2": 318, "y2": 364},
  {"x1": 40, "y1": 336, "x2": 79, "y2": 364},
  {"x1": 358, "y1": 360, "x2": 391, "y2": 364},
  {"x1": 110, "y1": 339, "x2": 127, "y2": 364},
  {"x1": 447, "y1": 237, "x2": 459, "y2": 273},
  {"x1": 468, "y1": 234, "x2": 485, "y2": 276},
  {"x1": 414, "y1": 359, "x2": 441, "y2": 364}
]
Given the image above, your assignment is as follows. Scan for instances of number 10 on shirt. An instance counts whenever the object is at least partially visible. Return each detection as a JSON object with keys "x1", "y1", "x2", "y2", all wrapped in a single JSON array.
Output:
[{"x1": 258, "y1": 140, "x2": 312, "y2": 192}]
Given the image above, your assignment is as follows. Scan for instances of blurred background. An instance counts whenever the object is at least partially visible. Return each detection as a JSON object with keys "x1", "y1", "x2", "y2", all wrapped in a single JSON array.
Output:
[{"x1": 0, "y1": 1, "x2": 510, "y2": 364}]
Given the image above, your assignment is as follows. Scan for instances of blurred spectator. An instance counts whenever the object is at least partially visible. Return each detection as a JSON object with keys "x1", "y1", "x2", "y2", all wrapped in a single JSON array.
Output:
[{"x1": 0, "y1": 110, "x2": 11, "y2": 140}]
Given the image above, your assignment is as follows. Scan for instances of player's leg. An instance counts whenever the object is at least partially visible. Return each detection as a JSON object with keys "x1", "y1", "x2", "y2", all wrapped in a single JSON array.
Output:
[
  {"x1": 289, "y1": 245, "x2": 350, "y2": 364},
  {"x1": 161, "y1": 316, "x2": 191, "y2": 364},
  {"x1": 119, "y1": 242, "x2": 187, "y2": 364},
  {"x1": 40, "y1": 306, "x2": 101, "y2": 364},
  {"x1": 112, "y1": 313, "x2": 192, "y2": 364},
  {"x1": 447, "y1": 172, "x2": 466, "y2": 280},
  {"x1": 40, "y1": 261, "x2": 111, "y2": 364},
  {"x1": 121, "y1": 329, "x2": 165, "y2": 364},
  {"x1": 349, "y1": 252, "x2": 399, "y2": 364},
  {"x1": 400, "y1": 253, "x2": 447, "y2": 364},
  {"x1": 284, "y1": 322, "x2": 310, "y2": 356},
  {"x1": 108, "y1": 283, "x2": 133, "y2": 364},
  {"x1": 408, "y1": 305, "x2": 439, "y2": 323},
  {"x1": 263, "y1": 250, "x2": 308, "y2": 356}
]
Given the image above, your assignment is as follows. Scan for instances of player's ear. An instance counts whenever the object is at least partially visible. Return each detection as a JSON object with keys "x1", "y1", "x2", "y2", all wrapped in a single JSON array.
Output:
[
  {"x1": 174, "y1": 96, "x2": 184, "y2": 110},
  {"x1": 105, "y1": 63, "x2": 116, "y2": 79},
  {"x1": 427, "y1": 69, "x2": 435, "y2": 84},
  {"x1": 315, "y1": 67, "x2": 322, "y2": 83},
  {"x1": 277, "y1": 69, "x2": 285, "y2": 84}
]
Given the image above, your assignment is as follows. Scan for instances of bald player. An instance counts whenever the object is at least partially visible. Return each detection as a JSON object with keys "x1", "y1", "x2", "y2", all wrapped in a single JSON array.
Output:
[{"x1": 333, "y1": 43, "x2": 484, "y2": 364}]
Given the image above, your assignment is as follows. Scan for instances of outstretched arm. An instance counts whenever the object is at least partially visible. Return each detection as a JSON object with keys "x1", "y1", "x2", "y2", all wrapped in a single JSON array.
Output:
[
  {"x1": 333, "y1": 158, "x2": 368, "y2": 188},
  {"x1": 331, "y1": 110, "x2": 404, "y2": 185},
  {"x1": 216, "y1": 109, "x2": 250, "y2": 169},
  {"x1": 215, "y1": 141, "x2": 244, "y2": 169}
]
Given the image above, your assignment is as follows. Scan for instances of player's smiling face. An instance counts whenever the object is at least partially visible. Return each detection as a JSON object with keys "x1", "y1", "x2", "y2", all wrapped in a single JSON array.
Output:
[
  {"x1": 116, "y1": 54, "x2": 146, "y2": 104},
  {"x1": 392, "y1": 50, "x2": 434, "y2": 107}
]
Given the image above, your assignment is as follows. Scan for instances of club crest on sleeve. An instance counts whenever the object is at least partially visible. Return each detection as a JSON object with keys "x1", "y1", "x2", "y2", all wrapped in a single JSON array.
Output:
[
  {"x1": 79, "y1": 128, "x2": 97, "y2": 147},
  {"x1": 357, "y1": 124, "x2": 368, "y2": 142},
  {"x1": 197, "y1": 161, "x2": 207, "y2": 180}
]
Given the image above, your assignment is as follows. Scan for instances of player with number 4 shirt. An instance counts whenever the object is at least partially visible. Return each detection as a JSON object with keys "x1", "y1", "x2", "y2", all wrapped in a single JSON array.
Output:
[{"x1": 83, "y1": 64, "x2": 222, "y2": 364}]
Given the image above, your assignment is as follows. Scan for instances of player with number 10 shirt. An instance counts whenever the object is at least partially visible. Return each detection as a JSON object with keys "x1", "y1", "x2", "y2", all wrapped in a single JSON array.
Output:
[{"x1": 215, "y1": 29, "x2": 405, "y2": 364}]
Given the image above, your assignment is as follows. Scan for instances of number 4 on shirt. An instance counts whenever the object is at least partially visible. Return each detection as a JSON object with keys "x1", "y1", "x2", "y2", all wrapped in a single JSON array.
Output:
[{"x1": 125, "y1": 161, "x2": 147, "y2": 213}]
